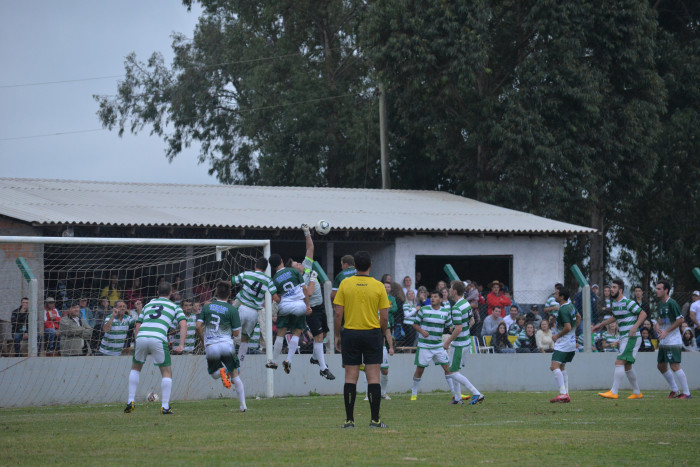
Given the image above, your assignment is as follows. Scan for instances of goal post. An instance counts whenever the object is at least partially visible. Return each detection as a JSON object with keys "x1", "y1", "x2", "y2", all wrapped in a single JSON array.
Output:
[{"x1": 15, "y1": 257, "x2": 39, "y2": 357}]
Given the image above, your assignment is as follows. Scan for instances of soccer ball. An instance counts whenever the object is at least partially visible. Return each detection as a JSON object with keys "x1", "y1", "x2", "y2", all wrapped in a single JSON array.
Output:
[
  {"x1": 315, "y1": 220, "x2": 331, "y2": 235},
  {"x1": 147, "y1": 392, "x2": 159, "y2": 402}
]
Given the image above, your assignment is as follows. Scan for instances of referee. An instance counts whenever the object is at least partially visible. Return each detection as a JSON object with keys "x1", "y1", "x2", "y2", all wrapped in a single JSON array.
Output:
[{"x1": 333, "y1": 251, "x2": 390, "y2": 429}]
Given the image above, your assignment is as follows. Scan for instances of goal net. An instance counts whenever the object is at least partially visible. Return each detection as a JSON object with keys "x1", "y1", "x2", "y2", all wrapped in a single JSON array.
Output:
[{"x1": 0, "y1": 237, "x2": 273, "y2": 407}]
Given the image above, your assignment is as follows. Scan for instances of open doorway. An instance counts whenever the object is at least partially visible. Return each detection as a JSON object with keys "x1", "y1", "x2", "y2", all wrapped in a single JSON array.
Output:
[{"x1": 414, "y1": 255, "x2": 513, "y2": 291}]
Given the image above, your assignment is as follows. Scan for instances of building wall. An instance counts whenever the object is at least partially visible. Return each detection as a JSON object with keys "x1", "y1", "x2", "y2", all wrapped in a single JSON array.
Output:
[
  {"x1": 394, "y1": 235, "x2": 566, "y2": 303},
  {"x1": 0, "y1": 219, "x2": 43, "y2": 323},
  {"x1": 331, "y1": 241, "x2": 395, "y2": 281}
]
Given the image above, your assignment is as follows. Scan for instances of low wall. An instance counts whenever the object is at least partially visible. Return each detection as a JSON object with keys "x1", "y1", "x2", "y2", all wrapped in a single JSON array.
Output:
[{"x1": 1, "y1": 353, "x2": 698, "y2": 408}]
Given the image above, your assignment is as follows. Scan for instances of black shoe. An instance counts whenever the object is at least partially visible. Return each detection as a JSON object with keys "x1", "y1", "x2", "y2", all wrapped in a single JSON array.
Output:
[
  {"x1": 161, "y1": 407, "x2": 173, "y2": 415},
  {"x1": 320, "y1": 368, "x2": 336, "y2": 380},
  {"x1": 369, "y1": 419, "x2": 387, "y2": 428},
  {"x1": 282, "y1": 360, "x2": 291, "y2": 374},
  {"x1": 265, "y1": 360, "x2": 278, "y2": 370},
  {"x1": 124, "y1": 402, "x2": 135, "y2": 413},
  {"x1": 341, "y1": 420, "x2": 355, "y2": 429},
  {"x1": 310, "y1": 357, "x2": 319, "y2": 365}
]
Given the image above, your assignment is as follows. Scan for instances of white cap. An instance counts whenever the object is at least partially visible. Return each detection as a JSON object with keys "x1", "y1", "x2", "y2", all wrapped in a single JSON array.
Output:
[{"x1": 693, "y1": 290, "x2": 700, "y2": 296}]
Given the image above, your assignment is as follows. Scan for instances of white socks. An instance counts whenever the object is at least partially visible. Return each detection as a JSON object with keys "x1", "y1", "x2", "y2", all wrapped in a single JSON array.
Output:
[
  {"x1": 161, "y1": 377, "x2": 172, "y2": 409},
  {"x1": 663, "y1": 370, "x2": 678, "y2": 392},
  {"x1": 626, "y1": 369, "x2": 640, "y2": 395},
  {"x1": 128, "y1": 370, "x2": 140, "y2": 403},
  {"x1": 562, "y1": 370, "x2": 569, "y2": 394},
  {"x1": 446, "y1": 375, "x2": 457, "y2": 395},
  {"x1": 313, "y1": 342, "x2": 327, "y2": 371},
  {"x1": 611, "y1": 365, "x2": 625, "y2": 394},
  {"x1": 675, "y1": 369, "x2": 690, "y2": 395},
  {"x1": 287, "y1": 335, "x2": 299, "y2": 362},
  {"x1": 451, "y1": 372, "x2": 479, "y2": 396},
  {"x1": 412, "y1": 377, "x2": 421, "y2": 396},
  {"x1": 211, "y1": 370, "x2": 221, "y2": 380},
  {"x1": 273, "y1": 337, "x2": 284, "y2": 360},
  {"x1": 233, "y1": 375, "x2": 246, "y2": 409},
  {"x1": 238, "y1": 341, "x2": 249, "y2": 363},
  {"x1": 380, "y1": 373, "x2": 389, "y2": 395},
  {"x1": 553, "y1": 368, "x2": 566, "y2": 394}
]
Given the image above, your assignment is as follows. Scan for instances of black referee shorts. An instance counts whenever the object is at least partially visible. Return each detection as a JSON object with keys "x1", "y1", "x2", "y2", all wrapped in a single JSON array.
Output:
[
  {"x1": 341, "y1": 328, "x2": 383, "y2": 366},
  {"x1": 305, "y1": 303, "x2": 329, "y2": 337}
]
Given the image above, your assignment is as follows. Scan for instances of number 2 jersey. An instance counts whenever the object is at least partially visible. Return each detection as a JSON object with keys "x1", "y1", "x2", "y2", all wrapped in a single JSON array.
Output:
[
  {"x1": 197, "y1": 299, "x2": 241, "y2": 346},
  {"x1": 136, "y1": 297, "x2": 186, "y2": 343}
]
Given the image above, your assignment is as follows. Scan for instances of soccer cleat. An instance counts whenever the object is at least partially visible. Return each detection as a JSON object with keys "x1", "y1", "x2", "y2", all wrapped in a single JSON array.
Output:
[
  {"x1": 410, "y1": 395, "x2": 417, "y2": 401},
  {"x1": 220, "y1": 368, "x2": 232, "y2": 389},
  {"x1": 627, "y1": 393, "x2": 643, "y2": 399},
  {"x1": 161, "y1": 407, "x2": 173, "y2": 415},
  {"x1": 341, "y1": 420, "x2": 355, "y2": 429},
  {"x1": 460, "y1": 394, "x2": 469, "y2": 401},
  {"x1": 678, "y1": 393, "x2": 692, "y2": 400},
  {"x1": 123, "y1": 401, "x2": 135, "y2": 413},
  {"x1": 469, "y1": 394, "x2": 485, "y2": 405},
  {"x1": 282, "y1": 360, "x2": 291, "y2": 374},
  {"x1": 381, "y1": 394, "x2": 391, "y2": 400},
  {"x1": 449, "y1": 399, "x2": 464, "y2": 405},
  {"x1": 320, "y1": 368, "x2": 336, "y2": 380},
  {"x1": 265, "y1": 360, "x2": 278, "y2": 370},
  {"x1": 364, "y1": 395, "x2": 369, "y2": 401},
  {"x1": 310, "y1": 356, "x2": 319, "y2": 365},
  {"x1": 240, "y1": 405, "x2": 247, "y2": 412},
  {"x1": 668, "y1": 391, "x2": 678, "y2": 399},
  {"x1": 598, "y1": 390, "x2": 618, "y2": 399},
  {"x1": 550, "y1": 394, "x2": 571, "y2": 403},
  {"x1": 369, "y1": 419, "x2": 388, "y2": 428}
]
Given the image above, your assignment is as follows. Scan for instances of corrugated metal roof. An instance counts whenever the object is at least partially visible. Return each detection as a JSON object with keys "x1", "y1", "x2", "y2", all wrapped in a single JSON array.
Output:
[{"x1": 0, "y1": 178, "x2": 596, "y2": 234}]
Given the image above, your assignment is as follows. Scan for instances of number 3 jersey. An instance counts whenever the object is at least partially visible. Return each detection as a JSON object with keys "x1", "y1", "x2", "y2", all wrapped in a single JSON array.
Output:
[
  {"x1": 136, "y1": 297, "x2": 186, "y2": 343},
  {"x1": 197, "y1": 299, "x2": 241, "y2": 346}
]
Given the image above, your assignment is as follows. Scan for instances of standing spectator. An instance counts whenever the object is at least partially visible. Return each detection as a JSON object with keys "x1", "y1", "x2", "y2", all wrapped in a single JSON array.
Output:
[
  {"x1": 170, "y1": 298, "x2": 197, "y2": 354},
  {"x1": 486, "y1": 280, "x2": 511, "y2": 317},
  {"x1": 573, "y1": 284, "x2": 600, "y2": 324},
  {"x1": 124, "y1": 278, "x2": 144, "y2": 310},
  {"x1": 632, "y1": 286, "x2": 650, "y2": 315},
  {"x1": 492, "y1": 322, "x2": 515, "y2": 353},
  {"x1": 536, "y1": 320, "x2": 555, "y2": 353},
  {"x1": 78, "y1": 297, "x2": 94, "y2": 329},
  {"x1": 544, "y1": 283, "x2": 563, "y2": 317},
  {"x1": 100, "y1": 273, "x2": 122, "y2": 307},
  {"x1": 504, "y1": 290, "x2": 521, "y2": 315},
  {"x1": 515, "y1": 323, "x2": 539, "y2": 353},
  {"x1": 598, "y1": 322, "x2": 621, "y2": 352},
  {"x1": 59, "y1": 301, "x2": 93, "y2": 356},
  {"x1": 43, "y1": 297, "x2": 60, "y2": 354},
  {"x1": 465, "y1": 281, "x2": 479, "y2": 304},
  {"x1": 416, "y1": 286, "x2": 430, "y2": 307},
  {"x1": 389, "y1": 283, "x2": 406, "y2": 341},
  {"x1": 689, "y1": 291, "x2": 700, "y2": 343},
  {"x1": 91, "y1": 297, "x2": 111, "y2": 352},
  {"x1": 402, "y1": 289, "x2": 419, "y2": 346},
  {"x1": 503, "y1": 305, "x2": 519, "y2": 330},
  {"x1": 402, "y1": 275, "x2": 416, "y2": 297},
  {"x1": 192, "y1": 274, "x2": 213, "y2": 303},
  {"x1": 481, "y1": 306, "x2": 503, "y2": 338},
  {"x1": 525, "y1": 305, "x2": 543, "y2": 331},
  {"x1": 548, "y1": 314, "x2": 558, "y2": 334},
  {"x1": 11, "y1": 297, "x2": 29, "y2": 356},
  {"x1": 380, "y1": 274, "x2": 393, "y2": 285},
  {"x1": 330, "y1": 255, "x2": 356, "y2": 302},
  {"x1": 170, "y1": 275, "x2": 183, "y2": 304},
  {"x1": 100, "y1": 300, "x2": 134, "y2": 356},
  {"x1": 600, "y1": 285, "x2": 613, "y2": 319}
]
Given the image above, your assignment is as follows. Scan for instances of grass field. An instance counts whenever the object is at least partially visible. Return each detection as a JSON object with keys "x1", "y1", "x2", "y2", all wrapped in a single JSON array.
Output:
[{"x1": 1, "y1": 390, "x2": 698, "y2": 465}]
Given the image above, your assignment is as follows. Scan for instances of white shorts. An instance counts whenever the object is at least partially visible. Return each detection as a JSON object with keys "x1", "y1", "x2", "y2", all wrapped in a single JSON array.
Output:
[
  {"x1": 381, "y1": 347, "x2": 389, "y2": 370},
  {"x1": 415, "y1": 347, "x2": 450, "y2": 367},
  {"x1": 278, "y1": 300, "x2": 307, "y2": 317},
  {"x1": 133, "y1": 337, "x2": 169, "y2": 366},
  {"x1": 205, "y1": 341, "x2": 234, "y2": 360},
  {"x1": 238, "y1": 304, "x2": 259, "y2": 337}
]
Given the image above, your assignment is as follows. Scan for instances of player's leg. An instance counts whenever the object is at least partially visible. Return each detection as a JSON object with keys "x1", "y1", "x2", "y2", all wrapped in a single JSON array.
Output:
[
  {"x1": 268, "y1": 321, "x2": 287, "y2": 369},
  {"x1": 363, "y1": 329, "x2": 385, "y2": 427},
  {"x1": 126, "y1": 338, "x2": 148, "y2": 412},
  {"x1": 221, "y1": 345, "x2": 246, "y2": 411},
  {"x1": 207, "y1": 343, "x2": 231, "y2": 388},
  {"x1": 285, "y1": 327, "x2": 303, "y2": 367},
  {"x1": 451, "y1": 347, "x2": 481, "y2": 402},
  {"x1": 446, "y1": 347, "x2": 459, "y2": 398},
  {"x1": 380, "y1": 347, "x2": 390, "y2": 399},
  {"x1": 308, "y1": 305, "x2": 333, "y2": 378},
  {"x1": 238, "y1": 335, "x2": 250, "y2": 363},
  {"x1": 153, "y1": 339, "x2": 174, "y2": 412},
  {"x1": 550, "y1": 358, "x2": 568, "y2": 402},
  {"x1": 620, "y1": 337, "x2": 642, "y2": 398},
  {"x1": 658, "y1": 357, "x2": 678, "y2": 396},
  {"x1": 670, "y1": 359, "x2": 690, "y2": 398},
  {"x1": 341, "y1": 329, "x2": 362, "y2": 428},
  {"x1": 561, "y1": 362, "x2": 569, "y2": 395},
  {"x1": 237, "y1": 305, "x2": 257, "y2": 363}
]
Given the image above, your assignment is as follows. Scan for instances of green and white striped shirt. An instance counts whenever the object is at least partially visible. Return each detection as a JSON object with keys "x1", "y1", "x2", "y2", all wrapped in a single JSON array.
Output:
[
  {"x1": 545, "y1": 295, "x2": 559, "y2": 318},
  {"x1": 136, "y1": 297, "x2": 186, "y2": 343},
  {"x1": 415, "y1": 304, "x2": 452, "y2": 349},
  {"x1": 170, "y1": 313, "x2": 197, "y2": 352},
  {"x1": 248, "y1": 324, "x2": 261, "y2": 350},
  {"x1": 403, "y1": 302, "x2": 417, "y2": 325},
  {"x1": 233, "y1": 271, "x2": 278, "y2": 310},
  {"x1": 99, "y1": 314, "x2": 134, "y2": 355},
  {"x1": 450, "y1": 298, "x2": 473, "y2": 348},
  {"x1": 611, "y1": 297, "x2": 643, "y2": 338}
]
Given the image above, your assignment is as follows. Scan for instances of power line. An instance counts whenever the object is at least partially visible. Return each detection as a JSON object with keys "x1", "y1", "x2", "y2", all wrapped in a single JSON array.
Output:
[
  {"x1": 0, "y1": 75, "x2": 124, "y2": 89},
  {"x1": 0, "y1": 128, "x2": 105, "y2": 142}
]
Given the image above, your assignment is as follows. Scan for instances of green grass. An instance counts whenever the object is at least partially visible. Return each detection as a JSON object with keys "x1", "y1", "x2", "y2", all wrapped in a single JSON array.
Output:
[{"x1": 1, "y1": 391, "x2": 698, "y2": 465}]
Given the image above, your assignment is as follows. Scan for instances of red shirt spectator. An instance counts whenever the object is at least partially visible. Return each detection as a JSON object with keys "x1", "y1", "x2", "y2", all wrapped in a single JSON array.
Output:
[
  {"x1": 486, "y1": 280, "x2": 511, "y2": 317},
  {"x1": 124, "y1": 278, "x2": 144, "y2": 310},
  {"x1": 192, "y1": 274, "x2": 213, "y2": 303},
  {"x1": 44, "y1": 297, "x2": 61, "y2": 330}
]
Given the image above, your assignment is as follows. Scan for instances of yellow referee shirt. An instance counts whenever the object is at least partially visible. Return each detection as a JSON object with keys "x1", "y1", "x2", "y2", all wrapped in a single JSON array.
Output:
[{"x1": 334, "y1": 275, "x2": 391, "y2": 330}]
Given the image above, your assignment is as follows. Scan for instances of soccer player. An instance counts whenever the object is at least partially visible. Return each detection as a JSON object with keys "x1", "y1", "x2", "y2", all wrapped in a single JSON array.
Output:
[
  {"x1": 196, "y1": 280, "x2": 247, "y2": 411},
  {"x1": 232, "y1": 257, "x2": 280, "y2": 365},
  {"x1": 447, "y1": 280, "x2": 483, "y2": 405},
  {"x1": 330, "y1": 254, "x2": 356, "y2": 301},
  {"x1": 269, "y1": 253, "x2": 310, "y2": 373},
  {"x1": 593, "y1": 279, "x2": 647, "y2": 399},
  {"x1": 124, "y1": 281, "x2": 187, "y2": 414},
  {"x1": 654, "y1": 280, "x2": 692, "y2": 399},
  {"x1": 549, "y1": 287, "x2": 580, "y2": 403},
  {"x1": 334, "y1": 251, "x2": 390, "y2": 428},
  {"x1": 411, "y1": 290, "x2": 483, "y2": 404},
  {"x1": 289, "y1": 224, "x2": 335, "y2": 380},
  {"x1": 100, "y1": 300, "x2": 134, "y2": 356},
  {"x1": 170, "y1": 298, "x2": 196, "y2": 354}
]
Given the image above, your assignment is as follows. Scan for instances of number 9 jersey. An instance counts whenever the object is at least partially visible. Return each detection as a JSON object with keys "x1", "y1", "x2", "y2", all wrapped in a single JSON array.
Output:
[
  {"x1": 197, "y1": 299, "x2": 242, "y2": 345},
  {"x1": 136, "y1": 297, "x2": 186, "y2": 343}
]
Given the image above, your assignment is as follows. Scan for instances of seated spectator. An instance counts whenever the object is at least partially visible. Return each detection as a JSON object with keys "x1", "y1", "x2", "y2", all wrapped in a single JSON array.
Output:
[
  {"x1": 598, "y1": 322, "x2": 620, "y2": 352},
  {"x1": 504, "y1": 290, "x2": 521, "y2": 315},
  {"x1": 509, "y1": 315, "x2": 526, "y2": 336},
  {"x1": 124, "y1": 278, "x2": 144, "y2": 310},
  {"x1": 59, "y1": 301, "x2": 93, "y2": 356},
  {"x1": 78, "y1": 297, "x2": 94, "y2": 329},
  {"x1": 100, "y1": 300, "x2": 134, "y2": 356},
  {"x1": 492, "y1": 322, "x2": 515, "y2": 353},
  {"x1": 465, "y1": 281, "x2": 479, "y2": 304},
  {"x1": 486, "y1": 280, "x2": 511, "y2": 317},
  {"x1": 535, "y1": 319, "x2": 555, "y2": 353},
  {"x1": 682, "y1": 328, "x2": 698, "y2": 352},
  {"x1": 503, "y1": 305, "x2": 519, "y2": 330},
  {"x1": 638, "y1": 327, "x2": 655, "y2": 352},
  {"x1": 548, "y1": 314, "x2": 558, "y2": 334},
  {"x1": 90, "y1": 297, "x2": 111, "y2": 352},
  {"x1": 481, "y1": 306, "x2": 503, "y2": 338},
  {"x1": 192, "y1": 274, "x2": 213, "y2": 303},
  {"x1": 525, "y1": 305, "x2": 542, "y2": 331},
  {"x1": 515, "y1": 323, "x2": 538, "y2": 353},
  {"x1": 11, "y1": 297, "x2": 29, "y2": 356},
  {"x1": 577, "y1": 332, "x2": 597, "y2": 352},
  {"x1": 99, "y1": 273, "x2": 122, "y2": 307},
  {"x1": 43, "y1": 297, "x2": 60, "y2": 354},
  {"x1": 402, "y1": 275, "x2": 417, "y2": 297},
  {"x1": 642, "y1": 319, "x2": 658, "y2": 339}
]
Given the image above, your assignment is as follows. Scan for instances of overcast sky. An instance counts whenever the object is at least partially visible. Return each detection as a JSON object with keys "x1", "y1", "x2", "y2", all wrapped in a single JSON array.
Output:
[{"x1": 0, "y1": 0, "x2": 217, "y2": 185}]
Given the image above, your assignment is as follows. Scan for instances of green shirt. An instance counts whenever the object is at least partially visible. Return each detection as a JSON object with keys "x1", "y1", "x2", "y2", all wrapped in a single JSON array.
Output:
[
  {"x1": 332, "y1": 267, "x2": 356, "y2": 291},
  {"x1": 99, "y1": 314, "x2": 134, "y2": 355},
  {"x1": 196, "y1": 299, "x2": 241, "y2": 345},
  {"x1": 415, "y1": 304, "x2": 452, "y2": 349},
  {"x1": 554, "y1": 301, "x2": 577, "y2": 352},
  {"x1": 656, "y1": 297, "x2": 682, "y2": 347},
  {"x1": 387, "y1": 295, "x2": 397, "y2": 328},
  {"x1": 611, "y1": 296, "x2": 643, "y2": 338},
  {"x1": 171, "y1": 313, "x2": 197, "y2": 352},
  {"x1": 233, "y1": 271, "x2": 278, "y2": 310},
  {"x1": 273, "y1": 267, "x2": 306, "y2": 302},
  {"x1": 136, "y1": 298, "x2": 186, "y2": 344},
  {"x1": 403, "y1": 302, "x2": 417, "y2": 325},
  {"x1": 450, "y1": 298, "x2": 473, "y2": 348}
]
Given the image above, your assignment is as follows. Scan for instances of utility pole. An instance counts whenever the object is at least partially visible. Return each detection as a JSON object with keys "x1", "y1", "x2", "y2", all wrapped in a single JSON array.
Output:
[{"x1": 379, "y1": 83, "x2": 390, "y2": 189}]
